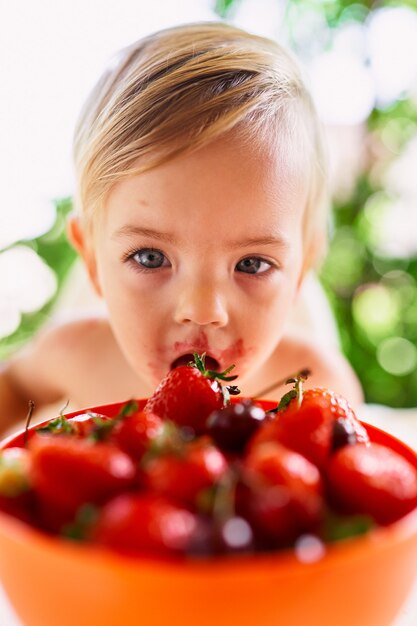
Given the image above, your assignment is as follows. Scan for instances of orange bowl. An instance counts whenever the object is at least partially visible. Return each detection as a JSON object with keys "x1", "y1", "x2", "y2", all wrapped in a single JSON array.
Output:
[{"x1": 1, "y1": 399, "x2": 417, "y2": 626}]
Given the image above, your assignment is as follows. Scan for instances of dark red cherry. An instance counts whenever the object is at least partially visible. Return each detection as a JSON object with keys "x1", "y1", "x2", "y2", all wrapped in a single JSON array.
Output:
[
  {"x1": 187, "y1": 515, "x2": 255, "y2": 556},
  {"x1": 206, "y1": 400, "x2": 267, "y2": 453},
  {"x1": 331, "y1": 417, "x2": 358, "y2": 453}
]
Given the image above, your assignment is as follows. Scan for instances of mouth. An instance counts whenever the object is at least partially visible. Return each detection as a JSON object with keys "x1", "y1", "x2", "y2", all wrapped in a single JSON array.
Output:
[{"x1": 170, "y1": 353, "x2": 221, "y2": 372}]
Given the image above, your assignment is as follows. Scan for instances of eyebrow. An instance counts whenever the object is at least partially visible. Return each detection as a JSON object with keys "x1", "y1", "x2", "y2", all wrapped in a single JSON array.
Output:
[
  {"x1": 230, "y1": 235, "x2": 290, "y2": 250},
  {"x1": 112, "y1": 225, "x2": 290, "y2": 249},
  {"x1": 112, "y1": 226, "x2": 177, "y2": 244}
]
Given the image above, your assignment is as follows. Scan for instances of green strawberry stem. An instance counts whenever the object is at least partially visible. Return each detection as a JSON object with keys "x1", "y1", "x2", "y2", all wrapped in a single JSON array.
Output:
[
  {"x1": 191, "y1": 352, "x2": 238, "y2": 382},
  {"x1": 89, "y1": 400, "x2": 139, "y2": 441},
  {"x1": 35, "y1": 399, "x2": 74, "y2": 436},
  {"x1": 266, "y1": 369, "x2": 311, "y2": 414},
  {"x1": 278, "y1": 371, "x2": 309, "y2": 411},
  {"x1": 36, "y1": 415, "x2": 77, "y2": 436},
  {"x1": 191, "y1": 352, "x2": 240, "y2": 406},
  {"x1": 118, "y1": 399, "x2": 139, "y2": 417},
  {"x1": 254, "y1": 368, "x2": 311, "y2": 400}
]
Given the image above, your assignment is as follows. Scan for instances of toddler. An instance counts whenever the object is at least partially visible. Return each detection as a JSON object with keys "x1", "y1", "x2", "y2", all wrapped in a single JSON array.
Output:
[{"x1": 0, "y1": 22, "x2": 362, "y2": 434}]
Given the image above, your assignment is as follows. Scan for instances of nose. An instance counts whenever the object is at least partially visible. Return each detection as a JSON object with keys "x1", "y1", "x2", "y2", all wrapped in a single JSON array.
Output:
[{"x1": 173, "y1": 280, "x2": 229, "y2": 327}]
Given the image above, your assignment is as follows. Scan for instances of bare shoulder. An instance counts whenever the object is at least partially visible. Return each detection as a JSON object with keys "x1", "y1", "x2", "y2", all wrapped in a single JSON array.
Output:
[
  {"x1": 271, "y1": 331, "x2": 364, "y2": 407},
  {"x1": 7, "y1": 315, "x2": 117, "y2": 405}
]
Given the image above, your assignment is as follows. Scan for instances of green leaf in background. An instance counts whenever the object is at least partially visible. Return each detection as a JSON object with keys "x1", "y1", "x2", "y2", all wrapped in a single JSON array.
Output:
[
  {"x1": 214, "y1": 0, "x2": 242, "y2": 19},
  {"x1": 0, "y1": 197, "x2": 77, "y2": 359}
]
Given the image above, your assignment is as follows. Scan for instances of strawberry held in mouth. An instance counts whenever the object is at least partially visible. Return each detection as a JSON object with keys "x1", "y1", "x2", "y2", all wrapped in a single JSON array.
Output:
[
  {"x1": 145, "y1": 353, "x2": 240, "y2": 434},
  {"x1": 169, "y1": 334, "x2": 246, "y2": 379},
  {"x1": 171, "y1": 352, "x2": 221, "y2": 373}
]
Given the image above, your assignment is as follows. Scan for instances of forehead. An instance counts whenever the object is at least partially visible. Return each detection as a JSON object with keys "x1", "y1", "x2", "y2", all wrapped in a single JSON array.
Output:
[{"x1": 100, "y1": 132, "x2": 309, "y2": 240}]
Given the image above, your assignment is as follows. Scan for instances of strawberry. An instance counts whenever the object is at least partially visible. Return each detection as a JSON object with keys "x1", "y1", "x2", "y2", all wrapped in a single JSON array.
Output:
[
  {"x1": 68, "y1": 413, "x2": 115, "y2": 438},
  {"x1": 142, "y1": 435, "x2": 228, "y2": 507},
  {"x1": 35, "y1": 412, "x2": 114, "y2": 438},
  {"x1": 90, "y1": 492, "x2": 198, "y2": 556},
  {"x1": 29, "y1": 434, "x2": 137, "y2": 531},
  {"x1": 110, "y1": 410, "x2": 164, "y2": 460},
  {"x1": 144, "y1": 353, "x2": 239, "y2": 434},
  {"x1": 35, "y1": 400, "x2": 140, "y2": 441},
  {"x1": 237, "y1": 441, "x2": 323, "y2": 545},
  {"x1": 249, "y1": 375, "x2": 369, "y2": 470},
  {"x1": 326, "y1": 443, "x2": 417, "y2": 525}
]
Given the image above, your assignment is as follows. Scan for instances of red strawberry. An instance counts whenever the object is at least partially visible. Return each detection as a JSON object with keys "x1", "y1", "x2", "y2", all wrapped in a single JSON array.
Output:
[
  {"x1": 35, "y1": 401, "x2": 141, "y2": 441},
  {"x1": 35, "y1": 411, "x2": 115, "y2": 439},
  {"x1": 238, "y1": 441, "x2": 323, "y2": 545},
  {"x1": 327, "y1": 443, "x2": 417, "y2": 525},
  {"x1": 29, "y1": 435, "x2": 137, "y2": 530},
  {"x1": 250, "y1": 378, "x2": 369, "y2": 470},
  {"x1": 144, "y1": 353, "x2": 239, "y2": 434},
  {"x1": 110, "y1": 410, "x2": 164, "y2": 460},
  {"x1": 143, "y1": 435, "x2": 228, "y2": 507},
  {"x1": 68, "y1": 413, "x2": 114, "y2": 438},
  {"x1": 91, "y1": 493, "x2": 198, "y2": 556}
]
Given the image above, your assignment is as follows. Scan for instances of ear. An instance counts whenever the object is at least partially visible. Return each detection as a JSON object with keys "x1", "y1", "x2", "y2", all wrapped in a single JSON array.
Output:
[
  {"x1": 66, "y1": 213, "x2": 103, "y2": 297},
  {"x1": 297, "y1": 232, "x2": 327, "y2": 291}
]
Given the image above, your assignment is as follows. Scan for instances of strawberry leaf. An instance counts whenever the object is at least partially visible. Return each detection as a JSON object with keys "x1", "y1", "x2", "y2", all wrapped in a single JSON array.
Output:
[
  {"x1": 118, "y1": 400, "x2": 139, "y2": 417},
  {"x1": 88, "y1": 400, "x2": 139, "y2": 441},
  {"x1": 192, "y1": 352, "x2": 238, "y2": 382},
  {"x1": 36, "y1": 415, "x2": 76, "y2": 436},
  {"x1": 267, "y1": 369, "x2": 311, "y2": 414},
  {"x1": 61, "y1": 503, "x2": 99, "y2": 541},
  {"x1": 277, "y1": 389, "x2": 297, "y2": 412},
  {"x1": 88, "y1": 417, "x2": 115, "y2": 442},
  {"x1": 322, "y1": 511, "x2": 375, "y2": 542}
]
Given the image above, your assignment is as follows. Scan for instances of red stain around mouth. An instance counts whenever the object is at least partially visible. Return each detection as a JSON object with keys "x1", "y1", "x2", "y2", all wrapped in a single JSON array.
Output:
[
  {"x1": 171, "y1": 336, "x2": 247, "y2": 373},
  {"x1": 173, "y1": 331, "x2": 209, "y2": 355},
  {"x1": 218, "y1": 338, "x2": 245, "y2": 366}
]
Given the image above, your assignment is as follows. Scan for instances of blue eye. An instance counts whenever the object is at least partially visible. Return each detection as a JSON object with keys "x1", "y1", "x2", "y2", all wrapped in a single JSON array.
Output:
[
  {"x1": 132, "y1": 248, "x2": 168, "y2": 269},
  {"x1": 235, "y1": 257, "x2": 272, "y2": 275}
]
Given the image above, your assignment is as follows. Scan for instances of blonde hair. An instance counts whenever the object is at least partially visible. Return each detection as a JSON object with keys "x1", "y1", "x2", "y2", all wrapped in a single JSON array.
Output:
[{"x1": 73, "y1": 21, "x2": 328, "y2": 267}]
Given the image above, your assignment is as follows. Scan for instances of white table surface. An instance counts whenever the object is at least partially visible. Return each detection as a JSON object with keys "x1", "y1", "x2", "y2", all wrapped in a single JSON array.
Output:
[{"x1": 1, "y1": 403, "x2": 416, "y2": 626}]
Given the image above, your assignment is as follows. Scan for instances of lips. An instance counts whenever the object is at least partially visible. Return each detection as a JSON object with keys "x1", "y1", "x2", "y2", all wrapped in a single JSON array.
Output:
[{"x1": 170, "y1": 353, "x2": 220, "y2": 371}]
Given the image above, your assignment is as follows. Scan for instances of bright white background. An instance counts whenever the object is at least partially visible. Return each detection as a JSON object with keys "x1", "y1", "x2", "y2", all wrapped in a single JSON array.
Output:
[
  {"x1": 1, "y1": 0, "x2": 417, "y2": 340},
  {"x1": 1, "y1": 3, "x2": 417, "y2": 623}
]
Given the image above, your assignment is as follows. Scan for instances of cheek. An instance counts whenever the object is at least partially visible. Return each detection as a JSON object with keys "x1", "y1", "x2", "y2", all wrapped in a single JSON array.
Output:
[
  {"x1": 97, "y1": 255, "x2": 154, "y2": 304},
  {"x1": 237, "y1": 265, "x2": 303, "y2": 334},
  {"x1": 96, "y1": 256, "x2": 171, "y2": 335}
]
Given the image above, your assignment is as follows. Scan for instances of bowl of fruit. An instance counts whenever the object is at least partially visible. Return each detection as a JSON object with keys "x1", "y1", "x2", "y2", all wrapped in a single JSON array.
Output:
[{"x1": 0, "y1": 355, "x2": 417, "y2": 626}]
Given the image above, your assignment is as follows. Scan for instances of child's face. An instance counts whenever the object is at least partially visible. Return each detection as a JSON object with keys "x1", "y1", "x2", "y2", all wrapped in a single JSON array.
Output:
[{"x1": 78, "y1": 134, "x2": 308, "y2": 392}]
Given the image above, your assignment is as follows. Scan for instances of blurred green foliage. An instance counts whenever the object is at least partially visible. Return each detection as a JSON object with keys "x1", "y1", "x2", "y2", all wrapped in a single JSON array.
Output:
[
  {"x1": 0, "y1": 198, "x2": 76, "y2": 359},
  {"x1": 215, "y1": 0, "x2": 238, "y2": 18},
  {"x1": 320, "y1": 96, "x2": 417, "y2": 407},
  {"x1": 1, "y1": 0, "x2": 416, "y2": 408}
]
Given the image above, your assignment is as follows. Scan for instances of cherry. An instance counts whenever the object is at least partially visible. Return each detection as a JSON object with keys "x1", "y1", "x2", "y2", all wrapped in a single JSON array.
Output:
[
  {"x1": 187, "y1": 514, "x2": 255, "y2": 556},
  {"x1": 331, "y1": 417, "x2": 358, "y2": 453},
  {"x1": 206, "y1": 400, "x2": 267, "y2": 453}
]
